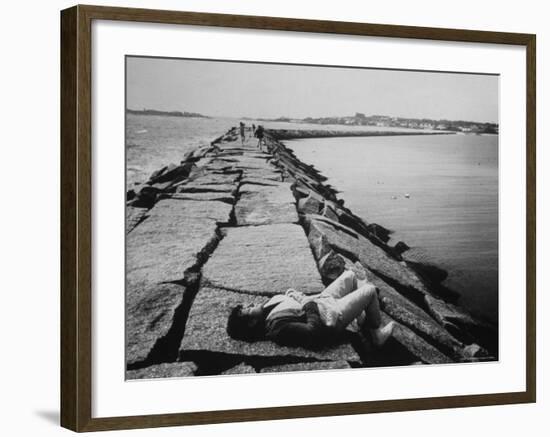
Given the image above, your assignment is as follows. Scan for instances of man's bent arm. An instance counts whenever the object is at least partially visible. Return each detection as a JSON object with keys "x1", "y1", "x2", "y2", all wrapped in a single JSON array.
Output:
[{"x1": 267, "y1": 302, "x2": 326, "y2": 349}]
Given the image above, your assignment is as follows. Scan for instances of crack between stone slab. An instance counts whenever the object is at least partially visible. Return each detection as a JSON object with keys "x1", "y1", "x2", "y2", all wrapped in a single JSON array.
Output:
[
  {"x1": 127, "y1": 172, "x2": 244, "y2": 371},
  {"x1": 239, "y1": 180, "x2": 280, "y2": 187},
  {"x1": 199, "y1": 281, "x2": 290, "y2": 298},
  {"x1": 126, "y1": 211, "x2": 150, "y2": 235}
]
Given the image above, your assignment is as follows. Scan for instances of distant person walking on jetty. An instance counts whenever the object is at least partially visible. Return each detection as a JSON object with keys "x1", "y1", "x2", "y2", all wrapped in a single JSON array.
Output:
[
  {"x1": 252, "y1": 123, "x2": 256, "y2": 136},
  {"x1": 226, "y1": 270, "x2": 395, "y2": 350},
  {"x1": 239, "y1": 122, "x2": 246, "y2": 144},
  {"x1": 255, "y1": 124, "x2": 265, "y2": 151}
]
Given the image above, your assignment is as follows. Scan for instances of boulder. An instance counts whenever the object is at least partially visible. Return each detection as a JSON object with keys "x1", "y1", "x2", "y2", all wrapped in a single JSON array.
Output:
[
  {"x1": 296, "y1": 184, "x2": 325, "y2": 203},
  {"x1": 292, "y1": 187, "x2": 309, "y2": 200},
  {"x1": 373, "y1": 277, "x2": 465, "y2": 359},
  {"x1": 366, "y1": 223, "x2": 392, "y2": 243},
  {"x1": 126, "y1": 362, "x2": 198, "y2": 380},
  {"x1": 290, "y1": 181, "x2": 314, "y2": 199},
  {"x1": 318, "y1": 251, "x2": 346, "y2": 284},
  {"x1": 321, "y1": 203, "x2": 339, "y2": 222},
  {"x1": 463, "y1": 343, "x2": 490, "y2": 359},
  {"x1": 424, "y1": 294, "x2": 497, "y2": 350},
  {"x1": 203, "y1": 224, "x2": 324, "y2": 296},
  {"x1": 289, "y1": 175, "x2": 334, "y2": 200},
  {"x1": 381, "y1": 313, "x2": 453, "y2": 365},
  {"x1": 148, "y1": 166, "x2": 168, "y2": 182},
  {"x1": 290, "y1": 171, "x2": 323, "y2": 189},
  {"x1": 150, "y1": 180, "x2": 176, "y2": 192},
  {"x1": 297, "y1": 194, "x2": 323, "y2": 215},
  {"x1": 274, "y1": 154, "x2": 327, "y2": 183},
  {"x1": 126, "y1": 188, "x2": 136, "y2": 201},
  {"x1": 130, "y1": 184, "x2": 160, "y2": 208},
  {"x1": 179, "y1": 287, "x2": 359, "y2": 362},
  {"x1": 334, "y1": 210, "x2": 373, "y2": 238},
  {"x1": 393, "y1": 241, "x2": 411, "y2": 256},
  {"x1": 151, "y1": 162, "x2": 194, "y2": 184},
  {"x1": 337, "y1": 254, "x2": 465, "y2": 359},
  {"x1": 305, "y1": 215, "x2": 428, "y2": 294},
  {"x1": 221, "y1": 363, "x2": 257, "y2": 375},
  {"x1": 404, "y1": 259, "x2": 448, "y2": 284},
  {"x1": 260, "y1": 360, "x2": 351, "y2": 374},
  {"x1": 307, "y1": 224, "x2": 333, "y2": 261},
  {"x1": 181, "y1": 150, "x2": 195, "y2": 163}
]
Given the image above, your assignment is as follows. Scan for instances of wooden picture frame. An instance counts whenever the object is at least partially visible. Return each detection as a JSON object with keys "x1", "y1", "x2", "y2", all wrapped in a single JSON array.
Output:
[{"x1": 60, "y1": 4, "x2": 536, "y2": 432}]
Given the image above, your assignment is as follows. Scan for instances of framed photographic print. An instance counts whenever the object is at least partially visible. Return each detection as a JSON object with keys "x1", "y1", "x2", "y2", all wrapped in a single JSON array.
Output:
[{"x1": 60, "y1": 4, "x2": 536, "y2": 432}]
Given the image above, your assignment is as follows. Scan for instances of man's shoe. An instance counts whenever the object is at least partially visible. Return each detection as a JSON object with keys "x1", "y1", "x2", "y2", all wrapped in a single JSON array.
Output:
[{"x1": 370, "y1": 322, "x2": 395, "y2": 347}]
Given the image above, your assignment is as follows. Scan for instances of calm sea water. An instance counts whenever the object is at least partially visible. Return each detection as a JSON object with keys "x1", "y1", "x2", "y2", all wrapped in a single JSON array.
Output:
[
  {"x1": 286, "y1": 135, "x2": 498, "y2": 323},
  {"x1": 126, "y1": 115, "x2": 498, "y2": 323},
  {"x1": 126, "y1": 114, "x2": 426, "y2": 188},
  {"x1": 126, "y1": 114, "x2": 236, "y2": 188}
]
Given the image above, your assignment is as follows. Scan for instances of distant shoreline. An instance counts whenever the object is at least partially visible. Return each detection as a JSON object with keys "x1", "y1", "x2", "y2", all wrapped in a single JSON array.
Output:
[
  {"x1": 251, "y1": 114, "x2": 499, "y2": 134},
  {"x1": 268, "y1": 129, "x2": 456, "y2": 141},
  {"x1": 126, "y1": 108, "x2": 209, "y2": 118}
]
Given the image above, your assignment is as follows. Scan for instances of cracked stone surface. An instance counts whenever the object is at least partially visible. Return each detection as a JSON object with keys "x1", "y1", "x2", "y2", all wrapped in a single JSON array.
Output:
[
  {"x1": 260, "y1": 360, "x2": 351, "y2": 373},
  {"x1": 126, "y1": 206, "x2": 148, "y2": 234},
  {"x1": 229, "y1": 156, "x2": 276, "y2": 171},
  {"x1": 162, "y1": 192, "x2": 234, "y2": 203},
  {"x1": 203, "y1": 162, "x2": 237, "y2": 172},
  {"x1": 374, "y1": 276, "x2": 465, "y2": 359},
  {"x1": 180, "y1": 287, "x2": 359, "y2": 362},
  {"x1": 306, "y1": 215, "x2": 428, "y2": 294},
  {"x1": 126, "y1": 282, "x2": 187, "y2": 366},
  {"x1": 240, "y1": 177, "x2": 282, "y2": 187},
  {"x1": 221, "y1": 363, "x2": 257, "y2": 375},
  {"x1": 239, "y1": 169, "x2": 282, "y2": 181},
  {"x1": 124, "y1": 129, "x2": 495, "y2": 377},
  {"x1": 381, "y1": 313, "x2": 453, "y2": 364},
  {"x1": 126, "y1": 362, "x2": 198, "y2": 380},
  {"x1": 203, "y1": 224, "x2": 324, "y2": 295},
  {"x1": 127, "y1": 200, "x2": 231, "y2": 287},
  {"x1": 147, "y1": 199, "x2": 232, "y2": 222},
  {"x1": 176, "y1": 183, "x2": 238, "y2": 194},
  {"x1": 235, "y1": 183, "x2": 298, "y2": 226},
  {"x1": 186, "y1": 173, "x2": 241, "y2": 185}
]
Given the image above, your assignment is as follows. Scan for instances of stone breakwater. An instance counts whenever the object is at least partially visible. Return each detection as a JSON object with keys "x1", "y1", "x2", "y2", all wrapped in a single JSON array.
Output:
[{"x1": 125, "y1": 127, "x2": 497, "y2": 380}]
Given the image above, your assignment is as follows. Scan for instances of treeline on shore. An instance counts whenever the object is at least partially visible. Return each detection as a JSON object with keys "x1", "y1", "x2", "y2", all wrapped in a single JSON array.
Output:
[{"x1": 126, "y1": 108, "x2": 209, "y2": 118}]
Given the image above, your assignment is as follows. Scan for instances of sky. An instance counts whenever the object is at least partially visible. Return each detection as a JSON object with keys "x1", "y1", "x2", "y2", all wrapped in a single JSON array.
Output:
[{"x1": 126, "y1": 56, "x2": 499, "y2": 123}]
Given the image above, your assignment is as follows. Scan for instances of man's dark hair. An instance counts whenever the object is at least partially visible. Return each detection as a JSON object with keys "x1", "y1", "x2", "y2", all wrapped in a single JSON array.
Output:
[{"x1": 226, "y1": 305, "x2": 265, "y2": 342}]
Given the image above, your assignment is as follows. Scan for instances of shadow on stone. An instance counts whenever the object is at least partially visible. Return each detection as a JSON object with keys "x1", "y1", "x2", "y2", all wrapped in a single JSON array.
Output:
[{"x1": 180, "y1": 350, "x2": 351, "y2": 376}]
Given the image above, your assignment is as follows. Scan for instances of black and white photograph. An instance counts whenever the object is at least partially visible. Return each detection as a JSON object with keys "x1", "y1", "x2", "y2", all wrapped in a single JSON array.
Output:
[
  {"x1": 1, "y1": 0, "x2": 544, "y2": 434},
  {"x1": 125, "y1": 56, "x2": 499, "y2": 380}
]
